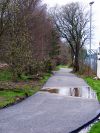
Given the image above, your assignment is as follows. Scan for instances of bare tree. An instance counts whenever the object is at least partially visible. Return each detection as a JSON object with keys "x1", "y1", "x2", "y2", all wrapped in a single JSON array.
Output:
[
  {"x1": 51, "y1": 2, "x2": 89, "y2": 72},
  {"x1": 0, "y1": 0, "x2": 11, "y2": 38},
  {"x1": 0, "y1": 0, "x2": 61, "y2": 80},
  {"x1": 0, "y1": 0, "x2": 41, "y2": 80}
]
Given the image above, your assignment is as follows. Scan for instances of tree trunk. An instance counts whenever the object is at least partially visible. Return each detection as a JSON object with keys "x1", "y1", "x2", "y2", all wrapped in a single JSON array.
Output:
[
  {"x1": 73, "y1": 52, "x2": 79, "y2": 72},
  {"x1": 71, "y1": 49, "x2": 74, "y2": 67}
]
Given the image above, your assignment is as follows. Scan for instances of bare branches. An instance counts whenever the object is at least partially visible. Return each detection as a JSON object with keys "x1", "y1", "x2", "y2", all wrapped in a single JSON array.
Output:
[
  {"x1": 50, "y1": 2, "x2": 89, "y2": 72},
  {"x1": 0, "y1": 0, "x2": 11, "y2": 37},
  {"x1": 0, "y1": 0, "x2": 61, "y2": 80}
]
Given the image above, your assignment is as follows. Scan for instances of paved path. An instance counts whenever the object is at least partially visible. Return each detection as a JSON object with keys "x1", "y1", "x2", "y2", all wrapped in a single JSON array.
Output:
[
  {"x1": 43, "y1": 68, "x2": 88, "y2": 88},
  {"x1": 0, "y1": 68, "x2": 100, "y2": 133}
]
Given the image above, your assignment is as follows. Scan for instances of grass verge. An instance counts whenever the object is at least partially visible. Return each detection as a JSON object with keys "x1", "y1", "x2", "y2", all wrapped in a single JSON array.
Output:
[
  {"x1": 0, "y1": 85, "x2": 40, "y2": 108},
  {"x1": 40, "y1": 73, "x2": 51, "y2": 84},
  {"x1": 84, "y1": 77, "x2": 100, "y2": 133},
  {"x1": 84, "y1": 77, "x2": 100, "y2": 101},
  {"x1": 89, "y1": 122, "x2": 100, "y2": 133},
  {"x1": 0, "y1": 72, "x2": 51, "y2": 108}
]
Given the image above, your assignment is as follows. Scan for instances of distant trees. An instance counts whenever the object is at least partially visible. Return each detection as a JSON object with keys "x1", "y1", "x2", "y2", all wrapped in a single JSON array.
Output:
[
  {"x1": 0, "y1": 0, "x2": 10, "y2": 38},
  {"x1": 0, "y1": 1, "x2": 90, "y2": 78},
  {"x1": 51, "y1": 2, "x2": 89, "y2": 72},
  {"x1": 0, "y1": 0, "x2": 61, "y2": 81}
]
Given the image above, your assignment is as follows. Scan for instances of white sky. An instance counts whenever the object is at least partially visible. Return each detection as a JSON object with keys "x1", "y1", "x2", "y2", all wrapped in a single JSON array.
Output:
[{"x1": 43, "y1": 0, "x2": 100, "y2": 50}]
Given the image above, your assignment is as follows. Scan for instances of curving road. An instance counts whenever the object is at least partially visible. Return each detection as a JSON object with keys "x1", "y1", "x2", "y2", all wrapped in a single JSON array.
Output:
[{"x1": 0, "y1": 68, "x2": 100, "y2": 133}]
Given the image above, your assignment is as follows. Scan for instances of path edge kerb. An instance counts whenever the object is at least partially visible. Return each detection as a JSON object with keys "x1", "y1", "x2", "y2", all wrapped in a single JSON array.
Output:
[{"x1": 70, "y1": 112, "x2": 100, "y2": 133}]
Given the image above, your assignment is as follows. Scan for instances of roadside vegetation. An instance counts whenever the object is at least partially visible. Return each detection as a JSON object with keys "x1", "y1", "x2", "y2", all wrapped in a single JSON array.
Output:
[
  {"x1": 89, "y1": 122, "x2": 100, "y2": 133},
  {"x1": 85, "y1": 77, "x2": 100, "y2": 101},
  {"x1": 0, "y1": 87, "x2": 40, "y2": 108},
  {"x1": 0, "y1": 0, "x2": 91, "y2": 112},
  {"x1": 84, "y1": 77, "x2": 100, "y2": 133},
  {"x1": 0, "y1": 69, "x2": 12, "y2": 81},
  {"x1": 0, "y1": 1, "x2": 98, "y2": 132},
  {"x1": 0, "y1": 68, "x2": 51, "y2": 108},
  {"x1": 0, "y1": 0, "x2": 66, "y2": 108}
]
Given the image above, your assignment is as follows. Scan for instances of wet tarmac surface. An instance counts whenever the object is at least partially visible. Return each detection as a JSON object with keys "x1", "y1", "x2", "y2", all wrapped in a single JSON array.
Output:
[
  {"x1": 41, "y1": 86, "x2": 97, "y2": 99},
  {"x1": 79, "y1": 118, "x2": 100, "y2": 133},
  {"x1": 0, "y1": 91, "x2": 99, "y2": 133},
  {"x1": 0, "y1": 68, "x2": 99, "y2": 133}
]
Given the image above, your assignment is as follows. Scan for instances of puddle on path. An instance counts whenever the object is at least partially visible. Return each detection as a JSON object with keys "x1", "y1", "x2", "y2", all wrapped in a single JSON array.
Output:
[
  {"x1": 41, "y1": 87, "x2": 97, "y2": 99},
  {"x1": 41, "y1": 87, "x2": 98, "y2": 133}
]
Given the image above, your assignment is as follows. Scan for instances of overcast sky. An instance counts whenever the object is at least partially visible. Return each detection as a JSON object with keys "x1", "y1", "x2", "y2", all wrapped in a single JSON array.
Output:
[{"x1": 43, "y1": 0, "x2": 100, "y2": 49}]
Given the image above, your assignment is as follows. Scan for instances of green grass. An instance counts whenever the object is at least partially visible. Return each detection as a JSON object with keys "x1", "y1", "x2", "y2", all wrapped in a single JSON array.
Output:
[
  {"x1": 0, "y1": 90, "x2": 24, "y2": 108},
  {"x1": 89, "y1": 122, "x2": 100, "y2": 133},
  {"x1": 84, "y1": 77, "x2": 100, "y2": 101},
  {"x1": 84, "y1": 77, "x2": 100, "y2": 133},
  {"x1": 0, "y1": 69, "x2": 12, "y2": 81},
  {"x1": 40, "y1": 73, "x2": 51, "y2": 84},
  {"x1": 0, "y1": 72, "x2": 51, "y2": 108},
  {"x1": 0, "y1": 69, "x2": 33, "y2": 81},
  {"x1": 56, "y1": 65, "x2": 68, "y2": 70},
  {"x1": 0, "y1": 69, "x2": 51, "y2": 82},
  {"x1": 0, "y1": 86, "x2": 40, "y2": 108}
]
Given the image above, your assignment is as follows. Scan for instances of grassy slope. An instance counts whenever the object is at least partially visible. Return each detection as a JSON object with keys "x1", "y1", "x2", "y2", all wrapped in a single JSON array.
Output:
[
  {"x1": 85, "y1": 77, "x2": 100, "y2": 101},
  {"x1": 0, "y1": 86, "x2": 40, "y2": 108},
  {"x1": 0, "y1": 69, "x2": 51, "y2": 108},
  {"x1": 89, "y1": 122, "x2": 100, "y2": 133},
  {"x1": 85, "y1": 77, "x2": 100, "y2": 133},
  {"x1": 0, "y1": 90, "x2": 24, "y2": 108}
]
